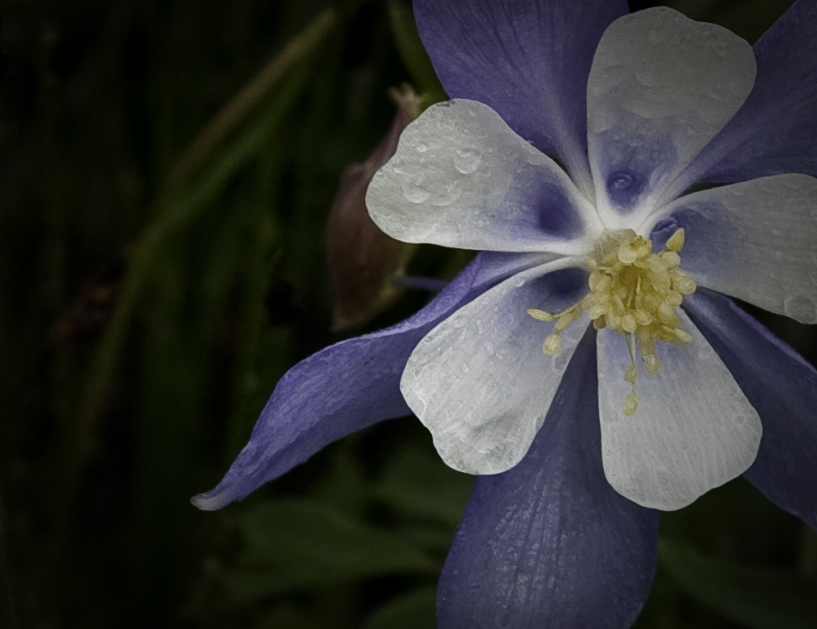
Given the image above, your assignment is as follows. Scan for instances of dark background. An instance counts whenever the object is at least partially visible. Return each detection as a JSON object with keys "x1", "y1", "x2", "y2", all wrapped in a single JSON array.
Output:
[{"x1": 1, "y1": 0, "x2": 815, "y2": 627}]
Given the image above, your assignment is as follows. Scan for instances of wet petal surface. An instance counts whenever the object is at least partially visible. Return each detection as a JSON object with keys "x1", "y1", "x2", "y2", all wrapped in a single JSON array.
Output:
[
  {"x1": 686, "y1": 289, "x2": 817, "y2": 531},
  {"x1": 682, "y1": 0, "x2": 817, "y2": 187},
  {"x1": 367, "y1": 100, "x2": 602, "y2": 256},
  {"x1": 597, "y1": 309, "x2": 762, "y2": 510},
  {"x1": 437, "y1": 330, "x2": 659, "y2": 629},
  {"x1": 587, "y1": 7, "x2": 756, "y2": 225},
  {"x1": 402, "y1": 260, "x2": 590, "y2": 475},
  {"x1": 652, "y1": 174, "x2": 817, "y2": 324},
  {"x1": 414, "y1": 0, "x2": 629, "y2": 192}
]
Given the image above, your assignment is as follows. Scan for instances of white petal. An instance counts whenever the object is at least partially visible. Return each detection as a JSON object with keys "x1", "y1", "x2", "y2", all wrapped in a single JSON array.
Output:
[
  {"x1": 402, "y1": 260, "x2": 590, "y2": 475},
  {"x1": 650, "y1": 174, "x2": 817, "y2": 323},
  {"x1": 367, "y1": 100, "x2": 603, "y2": 256},
  {"x1": 587, "y1": 7, "x2": 756, "y2": 227},
  {"x1": 597, "y1": 311, "x2": 762, "y2": 510}
]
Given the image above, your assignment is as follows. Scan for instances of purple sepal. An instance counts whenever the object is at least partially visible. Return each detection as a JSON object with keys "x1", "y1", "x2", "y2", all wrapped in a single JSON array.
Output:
[
  {"x1": 685, "y1": 288, "x2": 817, "y2": 531},
  {"x1": 687, "y1": 0, "x2": 817, "y2": 184},
  {"x1": 192, "y1": 253, "x2": 524, "y2": 511},
  {"x1": 413, "y1": 0, "x2": 628, "y2": 184},
  {"x1": 437, "y1": 329, "x2": 659, "y2": 628}
]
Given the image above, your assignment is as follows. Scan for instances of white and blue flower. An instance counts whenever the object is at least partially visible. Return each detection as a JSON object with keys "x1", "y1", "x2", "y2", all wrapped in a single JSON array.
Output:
[{"x1": 195, "y1": 1, "x2": 817, "y2": 626}]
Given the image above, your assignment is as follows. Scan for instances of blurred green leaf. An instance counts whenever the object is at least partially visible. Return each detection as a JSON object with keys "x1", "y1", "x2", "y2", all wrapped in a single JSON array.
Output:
[
  {"x1": 236, "y1": 498, "x2": 436, "y2": 573},
  {"x1": 395, "y1": 522, "x2": 460, "y2": 554},
  {"x1": 375, "y1": 443, "x2": 473, "y2": 526},
  {"x1": 660, "y1": 539, "x2": 817, "y2": 629},
  {"x1": 218, "y1": 566, "x2": 351, "y2": 608},
  {"x1": 212, "y1": 498, "x2": 437, "y2": 608},
  {"x1": 310, "y1": 440, "x2": 368, "y2": 518},
  {"x1": 252, "y1": 603, "x2": 322, "y2": 629},
  {"x1": 387, "y1": 0, "x2": 446, "y2": 103},
  {"x1": 360, "y1": 586, "x2": 437, "y2": 629}
]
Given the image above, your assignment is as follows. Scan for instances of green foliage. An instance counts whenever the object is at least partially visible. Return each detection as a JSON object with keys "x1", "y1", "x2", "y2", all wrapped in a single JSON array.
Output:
[
  {"x1": 361, "y1": 586, "x2": 438, "y2": 629},
  {"x1": 659, "y1": 540, "x2": 817, "y2": 629},
  {"x1": 0, "y1": 1, "x2": 815, "y2": 628}
]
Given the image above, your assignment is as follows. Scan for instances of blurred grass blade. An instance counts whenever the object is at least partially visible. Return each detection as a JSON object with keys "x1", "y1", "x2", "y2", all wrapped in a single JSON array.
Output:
[
  {"x1": 80, "y1": 33, "x2": 327, "y2": 445},
  {"x1": 387, "y1": 0, "x2": 446, "y2": 102},
  {"x1": 660, "y1": 539, "x2": 817, "y2": 629},
  {"x1": 169, "y1": 9, "x2": 336, "y2": 187}
]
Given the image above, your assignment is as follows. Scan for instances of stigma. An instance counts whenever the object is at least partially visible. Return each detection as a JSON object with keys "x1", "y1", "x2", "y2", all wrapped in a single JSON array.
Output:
[{"x1": 528, "y1": 228, "x2": 697, "y2": 416}]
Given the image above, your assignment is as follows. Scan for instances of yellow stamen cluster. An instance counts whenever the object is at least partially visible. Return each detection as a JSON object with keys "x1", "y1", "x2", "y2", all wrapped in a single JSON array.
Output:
[{"x1": 527, "y1": 228, "x2": 697, "y2": 416}]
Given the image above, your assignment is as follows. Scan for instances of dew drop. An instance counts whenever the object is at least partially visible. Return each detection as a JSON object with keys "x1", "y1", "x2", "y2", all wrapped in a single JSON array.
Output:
[
  {"x1": 403, "y1": 183, "x2": 430, "y2": 204},
  {"x1": 430, "y1": 183, "x2": 462, "y2": 207},
  {"x1": 415, "y1": 142, "x2": 428, "y2": 153},
  {"x1": 454, "y1": 148, "x2": 482, "y2": 174},
  {"x1": 784, "y1": 294, "x2": 817, "y2": 322}
]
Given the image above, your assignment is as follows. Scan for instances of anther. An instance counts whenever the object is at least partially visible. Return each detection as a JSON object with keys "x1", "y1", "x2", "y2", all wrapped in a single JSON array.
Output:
[
  {"x1": 528, "y1": 227, "x2": 696, "y2": 416},
  {"x1": 665, "y1": 228, "x2": 685, "y2": 252},
  {"x1": 527, "y1": 308, "x2": 554, "y2": 321},
  {"x1": 644, "y1": 354, "x2": 661, "y2": 375},
  {"x1": 543, "y1": 334, "x2": 561, "y2": 355},
  {"x1": 623, "y1": 392, "x2": 639, "y2": 416}
]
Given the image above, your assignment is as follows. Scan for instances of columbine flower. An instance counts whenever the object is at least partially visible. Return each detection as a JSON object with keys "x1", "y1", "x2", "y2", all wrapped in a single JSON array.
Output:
[{"x1": 194, "y1": 0, "x2": 817, "y2": 626}]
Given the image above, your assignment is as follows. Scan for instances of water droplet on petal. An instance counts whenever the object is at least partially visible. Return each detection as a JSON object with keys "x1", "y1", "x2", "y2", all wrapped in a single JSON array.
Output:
[
  {"x1": 403, "y1": 183, "x2": 430, "y2": 204},
  {"x1": 416, "y1": 143, "x2": 428, "y2": 153},
  {"x1": 453, "y1": 148, "x2": 482, "y2": 174},
  {"x1": 431, "y1": 182, "x2": 461, "y2": 207}
]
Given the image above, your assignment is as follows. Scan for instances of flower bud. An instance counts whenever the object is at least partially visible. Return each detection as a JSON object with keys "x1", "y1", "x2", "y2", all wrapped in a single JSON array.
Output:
[{"x1": 325, "y1": 85, "x2": 422, "y2": 331}]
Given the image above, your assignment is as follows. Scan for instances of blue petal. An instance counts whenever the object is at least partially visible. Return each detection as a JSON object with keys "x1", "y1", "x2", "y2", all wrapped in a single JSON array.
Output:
[
  {"x1": 684, "y1": 288, "x2": 817, "y2": 531},
  {"x1": 192, "y1": 253, "x2": 531, "y2": 510},
  {"x1": 413, "y1": 0, "x2": 629, "y2": 193},
  {"x1": 437, "y1": 329, "x2": 659, "y2": 628},
  {"x1": 683, "y1": 0, "x2": 817, "y2": 186}
]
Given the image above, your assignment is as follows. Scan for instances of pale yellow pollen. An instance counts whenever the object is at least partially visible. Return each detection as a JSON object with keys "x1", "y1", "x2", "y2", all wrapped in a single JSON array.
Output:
[
  {"x1": 644, "y1": 354, "x2": 661, "y2": 376},
  {"x1": 527, "y1": 308, "x2": 554, "y2": 322},
  {"x1": 543, "y1": 334, "x2": 561, "y2": 355},
  {"x1": 528, "y1": 228, "x2": 697, "y2": 415},
  {"x1": 623, "y1": 392, "x2": 639, "y2": 416},
  {"x1": 666, "y1": 228, "x2": 685, "y2": 252}
]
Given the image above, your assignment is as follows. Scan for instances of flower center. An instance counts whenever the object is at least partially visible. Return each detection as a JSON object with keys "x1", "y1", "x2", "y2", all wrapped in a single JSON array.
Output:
[{"x1": 528, "y1": 228, "x2": 696, "y2": 416}]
